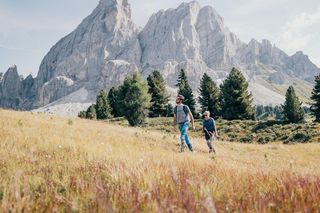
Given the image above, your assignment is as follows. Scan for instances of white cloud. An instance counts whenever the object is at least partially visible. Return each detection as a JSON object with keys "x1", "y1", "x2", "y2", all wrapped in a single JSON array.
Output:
[
  {"x1": 277, "y1": 7, "x2": 320, "y2": 53},
  {"x1": 230, "y1": 0, "x2": 291, "y2": 15}
]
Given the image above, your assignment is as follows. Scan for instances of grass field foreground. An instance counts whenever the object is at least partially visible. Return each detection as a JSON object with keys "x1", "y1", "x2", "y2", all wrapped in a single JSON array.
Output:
[{"x1": 1, "y1": 109, "x2": 320, "y2": 212}]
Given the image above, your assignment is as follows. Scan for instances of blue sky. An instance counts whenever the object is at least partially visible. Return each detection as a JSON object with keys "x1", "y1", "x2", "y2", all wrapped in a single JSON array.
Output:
[{"x1": 0, "y1": 0, "x2": 319, "y2": 77}]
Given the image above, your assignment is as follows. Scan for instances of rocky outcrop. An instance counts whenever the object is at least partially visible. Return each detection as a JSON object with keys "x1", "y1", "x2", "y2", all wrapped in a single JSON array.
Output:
[
  {"x1": 0, "y1": 65, "x2": 34, "y2": 109},
  {"x1": 0, "y1": 66, "x2": 22, "y2": 109}
]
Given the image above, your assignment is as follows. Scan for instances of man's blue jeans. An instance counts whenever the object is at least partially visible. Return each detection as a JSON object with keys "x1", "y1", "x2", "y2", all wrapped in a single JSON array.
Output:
[{"x1": 179, "y1": 122, "x2": 193, "y2": 151}]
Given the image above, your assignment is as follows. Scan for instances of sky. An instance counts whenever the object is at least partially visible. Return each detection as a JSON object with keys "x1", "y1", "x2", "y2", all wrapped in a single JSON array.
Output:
[{"x1": 0, "y1": 0, "x2": 319, "y2": 77}]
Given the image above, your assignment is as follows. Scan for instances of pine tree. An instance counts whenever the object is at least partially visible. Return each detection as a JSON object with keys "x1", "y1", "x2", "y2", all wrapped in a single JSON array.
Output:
[
  {"x1": 118, "y1": 71, "x2": 151, "y2": 126},
  {"x1": 96, "y1": 89, "x2": 111, "y2": 120},
  {"x1": 310, "y1": 74, "x2": 320, "y2": 122},
  {"x1": 165, "y1": 103, "x2": 174, "y2": 117},
  {"x1": 282, "y1": 86, "x2": 304, "y2": 123},
  {"x1": 256, "y1": 105, "x2": 264, "y2": 118},
  {"x1": 86, "y1": 104, "x2": 96, "y2": 120},
  {"x1": 147, "y1": 71, "x2": 170, "y2": 117},
  {"x1": 107, "y1": 87, "x2": 121, "y2": 117},
  {"x1": 198, "y1": 73, "x2": 221, "y2": 118},
  {"x1": 220, "y1": 67, "x2": 255, "y2": 120},
  {"x1": 176, "y1": 69, "x2": 197, "y2": 116}
]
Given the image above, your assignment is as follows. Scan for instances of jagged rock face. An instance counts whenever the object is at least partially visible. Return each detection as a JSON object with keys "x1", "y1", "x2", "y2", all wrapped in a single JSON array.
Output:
[
  {"x1": 97, "y1": 60, "x2": 138, "y2": 89},
  {"x1": 236, "y1": 40, "x2": 319, "y2": 84},
  {"x1": 21, "y1": 75, "x2": 35, "y2": 98},
  {"x1": 237, "y1": 39, "x2": 289, "y2": 67},
  {"x1": 1, "y1": 66, "x2": 21, "y2": 98},
  {"x1": 196, "y1": 6, "x2": 243, "y2": 68},
  {"x1": 0, "y1": 66, "x2": 36, "y2": 109},
  {"x1": 139, "y1": 2, "x2": 241, "y2": 70},
  {"x1": 33, "y1": 0, "x2": 141, "y2": 107},
  {"x1": 285, "y1": 51, "x2": 319, "y2": 82},
  {"x1": 140, "y1": 2, "x2": 202, "y2": 67}
]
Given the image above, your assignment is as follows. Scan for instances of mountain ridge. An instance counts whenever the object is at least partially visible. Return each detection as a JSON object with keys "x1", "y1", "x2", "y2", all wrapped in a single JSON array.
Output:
[{"x1": 0, "y1": 0, "x2": 319, "y2": 112}]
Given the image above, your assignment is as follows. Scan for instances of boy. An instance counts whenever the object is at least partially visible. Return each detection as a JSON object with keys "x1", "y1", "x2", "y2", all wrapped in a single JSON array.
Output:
[{"x1": 202, "y1": 111, "x2": 219, "y2": 153}]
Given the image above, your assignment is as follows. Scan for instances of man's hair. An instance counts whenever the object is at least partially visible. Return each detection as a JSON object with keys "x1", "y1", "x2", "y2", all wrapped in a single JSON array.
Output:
[{"x1": 177, "y1": 95, "x2": 185, "y2": 101}]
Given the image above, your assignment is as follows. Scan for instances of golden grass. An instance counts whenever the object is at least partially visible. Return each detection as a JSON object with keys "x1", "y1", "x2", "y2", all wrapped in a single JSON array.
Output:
[{"x1": 1, "y1": 109, "x2": 320, "y2": 212}]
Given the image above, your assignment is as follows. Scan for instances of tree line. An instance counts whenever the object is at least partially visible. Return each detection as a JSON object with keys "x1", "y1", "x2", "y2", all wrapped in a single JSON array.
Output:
[{"x1": 79, "y1": 67, "x2": 320, "y2": 126}]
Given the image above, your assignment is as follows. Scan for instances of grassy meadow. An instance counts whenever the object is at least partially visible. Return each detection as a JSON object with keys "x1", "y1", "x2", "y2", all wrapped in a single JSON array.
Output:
[{"x1": 1, "y1": 109, "x2": 320, "y2": 212}]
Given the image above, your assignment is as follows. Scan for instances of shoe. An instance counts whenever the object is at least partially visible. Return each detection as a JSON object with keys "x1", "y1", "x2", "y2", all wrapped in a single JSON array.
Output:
[
  {"x1": 209, "y1": 148, "x2": 216, "y2": 154},
  {"x1": 180, "y1": 144, "x2": 185, "y2": 152}
]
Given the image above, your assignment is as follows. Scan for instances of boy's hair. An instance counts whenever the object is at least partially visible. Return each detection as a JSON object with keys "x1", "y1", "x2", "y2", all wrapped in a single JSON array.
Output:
[{"x1": 203, "y1": 111, "x2": 210, "y2": 117}]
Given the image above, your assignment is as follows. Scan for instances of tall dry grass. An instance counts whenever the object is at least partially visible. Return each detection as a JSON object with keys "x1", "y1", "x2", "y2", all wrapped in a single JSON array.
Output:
[{"x1": 0, "y1": 109, "x2": 320, "y2": 212}]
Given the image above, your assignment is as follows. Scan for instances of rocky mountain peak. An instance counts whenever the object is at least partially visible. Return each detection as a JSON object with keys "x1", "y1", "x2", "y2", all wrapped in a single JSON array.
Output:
[
  {"x1": 292, "y1": 51, "x2": 307, "y2": 59},
  {"x1": 1, "y1": 65, "x2": 22, "y2": 104},
  {"x1": 3, "y1": 65, "x2": 20, "y2": 82},
  {"x1": 285, "y1": 51, "x2": 319, "y2": 82},
  {"x1": 180, "y1": 1, "x2": 201, "y2": 15},
  {"x1": 261, "y1": 39, "x2": 272, "y2": 48},
  {"x1": 140, "y1": 1, "x2": 241, "y2": 70},
  {"x1": 97, "y1": 0, "x2": 134, "y2": 33},
  {"x1": 99, "y1": 0, "x2": 129, "y2": 7},
  {"x1": 33, "y1": 0, "x2": 141, "y2": 107},
  {"x1": 199, "y1": 5, "x2": 224, "y2": 27}
]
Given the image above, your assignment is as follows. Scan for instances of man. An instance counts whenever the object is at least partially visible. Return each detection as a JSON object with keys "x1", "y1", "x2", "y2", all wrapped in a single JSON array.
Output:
[{"x1": 173, "y1": 95, "x2": 195, "y2": 152}]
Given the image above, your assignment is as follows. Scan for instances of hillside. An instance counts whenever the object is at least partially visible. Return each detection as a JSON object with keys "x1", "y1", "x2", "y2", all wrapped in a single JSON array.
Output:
[{"x1": 1, "y1": 109, "x2": 320, "y2": 212}]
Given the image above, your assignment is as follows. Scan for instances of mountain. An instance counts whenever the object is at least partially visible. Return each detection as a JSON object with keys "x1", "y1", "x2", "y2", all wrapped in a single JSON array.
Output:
[
  {"x1": 0, "y1": 65, "x2": 35, "y2": 109},
  {"x1": 1, "y1": 0, "x2": 319, "y2": 113}
]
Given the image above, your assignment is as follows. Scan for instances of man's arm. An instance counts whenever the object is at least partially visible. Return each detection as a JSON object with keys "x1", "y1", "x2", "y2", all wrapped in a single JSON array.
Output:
[
  {"x1": 189, "y1": 112, "x2": 195, "y2": 130},
  {"x1": 173, "y1": 114, "x2": 177, "y2": 132}
]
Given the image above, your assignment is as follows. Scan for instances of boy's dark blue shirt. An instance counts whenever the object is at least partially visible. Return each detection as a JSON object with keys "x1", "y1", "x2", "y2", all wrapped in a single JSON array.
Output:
[{"x1": 203, "y1": 117, "x2": 215, "y2": 131}]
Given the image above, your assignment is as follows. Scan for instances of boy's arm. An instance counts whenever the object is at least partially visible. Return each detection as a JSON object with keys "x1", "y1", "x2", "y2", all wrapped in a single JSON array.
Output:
[{"x1": 214, "y1": 123, "x2": 219, "y2": 138}]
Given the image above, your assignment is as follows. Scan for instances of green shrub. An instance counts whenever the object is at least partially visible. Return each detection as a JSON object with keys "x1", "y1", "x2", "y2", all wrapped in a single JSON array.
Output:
[
  {"x1": 252, "y1": 120, "x2": 282, "y2": 132},
  {"x1": 279, "y1": 135, "x2": 289, "y2": 141},
  {"x1": 86, "y1": 104, "x2": 97, "y2": 120},
  {"x1": 78, "y1": 110, "x2": 86, "y2": 119},
  {"x1": 240, "y1": 134, "x2": 254, "y2": 143},
  {"x1": 292, "y1": 132, "x2": 311, "y2": 143},
  {"x1": 257, "y1": 135, "x2": 273, "y2": 144},
  {"x1": 227, "y1": 133, "x2": 237, "y2": 142},
  {"x1": 228, "y1": 133, "x2": 237, "y2": 139},
  {"x1": 283, "y1": 131, "x2": 311, "y2": 144}
]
